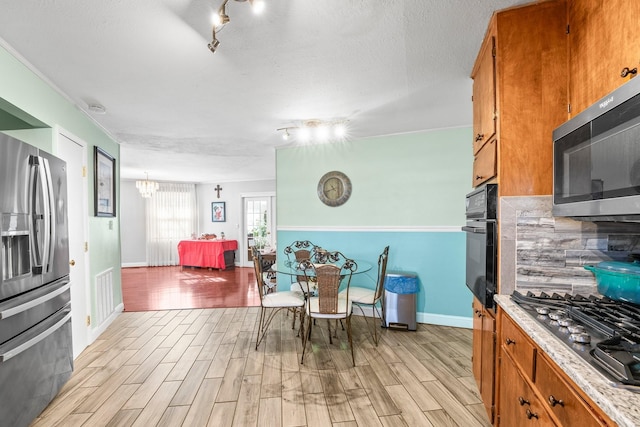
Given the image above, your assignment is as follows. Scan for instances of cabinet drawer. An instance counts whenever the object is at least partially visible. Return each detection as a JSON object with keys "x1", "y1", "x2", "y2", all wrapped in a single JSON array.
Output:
[
  {"x1": 472, "y1": 138, "x2": 496, "y2": 187},
  {"x1": 501, "y1": 313, "x2": 535, "y2": 379},
  {"x1": 536, "y1": 354, "x2": 607, "y2": 427}
]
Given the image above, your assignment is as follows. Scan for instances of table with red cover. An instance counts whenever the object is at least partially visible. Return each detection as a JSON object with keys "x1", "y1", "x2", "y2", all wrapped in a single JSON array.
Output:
[{"x1": 177, "y1": 239, "x2": 238, "y2": 270}]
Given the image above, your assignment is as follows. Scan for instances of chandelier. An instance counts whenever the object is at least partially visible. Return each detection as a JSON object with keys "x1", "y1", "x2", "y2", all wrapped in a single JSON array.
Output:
[
  {"x1": 277, "y1": 119, "x2": 349, "y2": 144},
  {"x1": 136, "y1": 173, "x2": 159, "y2": 198},
  {"x1": 209, "y1": 0, "x2": 266, "y2": 53}
]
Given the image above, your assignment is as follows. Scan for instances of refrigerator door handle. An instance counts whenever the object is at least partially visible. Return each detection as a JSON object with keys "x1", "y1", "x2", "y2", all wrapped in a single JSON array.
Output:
[
  {"x1": 28, "y1": 156, "x2": 55, "y2": 275},
  {"x1": 42, "y1": 158, "x2": 56, "y2": 274},
  {"x1": 0, "y1": 278, "x2": 70, "y2": 320},
  {"x1": 28, "y1": 155, "x2": 43, "y2": 275},
  {"x1": 0, "y1": 306, "x2": 71, "y2": 363}
]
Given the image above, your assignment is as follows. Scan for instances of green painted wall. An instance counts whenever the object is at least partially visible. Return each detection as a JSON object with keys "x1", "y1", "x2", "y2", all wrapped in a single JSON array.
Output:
[
  {"x1": 0, "y1": 44, "x2": 122, "y2": 328},
  {"x1": 276, "y1": 128, "x2": 475, "y2": 325},
  {"x1": 277, "y1": 128, "x2": 472, "y2": 226}
]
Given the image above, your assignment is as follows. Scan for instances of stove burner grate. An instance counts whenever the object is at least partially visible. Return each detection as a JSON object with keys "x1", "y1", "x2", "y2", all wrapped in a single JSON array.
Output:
[{"x1": 591, "y1": 335, "x2": 640, "y2": 385}]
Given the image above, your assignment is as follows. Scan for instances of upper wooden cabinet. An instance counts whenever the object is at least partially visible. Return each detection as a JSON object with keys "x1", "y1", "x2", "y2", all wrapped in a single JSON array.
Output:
[
  {"x1": 471, "y1": 0, "x2": 568, "y2": 196},
  {"x1": 569, "y1": 0, "x2": 640, "y2": 116},
  {"x1": 472, "y1": 36, "x2": 496, "y2": 155}
]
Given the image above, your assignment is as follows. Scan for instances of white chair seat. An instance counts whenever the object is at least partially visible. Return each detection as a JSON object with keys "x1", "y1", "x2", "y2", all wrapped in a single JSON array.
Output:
[
  {"x1": 340, "y1": 286, "x2": 375, "y2": 304},
  {"x1": 306, "y1": 296, "x2": 352, "y2": 319},
  {"x1": 290, "y1": 281, "x2": 310, "y2": 294},
  {"x1": 262, "y1": 291, "x2": 304, "y2": 308}
]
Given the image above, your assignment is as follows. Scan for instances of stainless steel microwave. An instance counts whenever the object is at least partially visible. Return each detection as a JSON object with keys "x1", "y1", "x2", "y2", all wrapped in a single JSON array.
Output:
[{"x1": 553, "y1": 76, "x2": 640, "y2": 222}]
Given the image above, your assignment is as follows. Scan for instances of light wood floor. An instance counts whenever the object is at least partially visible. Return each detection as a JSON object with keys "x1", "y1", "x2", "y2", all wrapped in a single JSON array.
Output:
[{"x1": 31, "y1": 306, "x2": 490, "y2": 427}]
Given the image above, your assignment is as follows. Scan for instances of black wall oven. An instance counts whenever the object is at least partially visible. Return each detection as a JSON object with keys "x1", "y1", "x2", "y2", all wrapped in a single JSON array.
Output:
[{"x1": 463, "y1": 184, "x2": 497, "y2": 308}]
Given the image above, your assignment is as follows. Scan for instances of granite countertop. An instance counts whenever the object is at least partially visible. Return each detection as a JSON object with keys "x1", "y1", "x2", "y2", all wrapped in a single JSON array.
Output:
[{"x1": 495, "y1": 294, "x2": 640, "y2": 427}]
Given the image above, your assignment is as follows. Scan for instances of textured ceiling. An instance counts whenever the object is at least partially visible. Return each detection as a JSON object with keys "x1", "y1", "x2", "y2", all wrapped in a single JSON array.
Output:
[{"x1": 0, "y1": 0, "x2": 530, "y2": 183}]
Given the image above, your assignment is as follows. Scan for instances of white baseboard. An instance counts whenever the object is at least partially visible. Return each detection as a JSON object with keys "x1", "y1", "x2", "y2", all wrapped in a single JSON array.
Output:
[
  {"x1": 89, "y1": 303, "x2": 124, "y2": 343},
  {"x1": 352, "y1": 305, "x2": 472, "y2": 329},
  {"x1": 122, "y1": 262, "x2": 147, "y2": 268}
]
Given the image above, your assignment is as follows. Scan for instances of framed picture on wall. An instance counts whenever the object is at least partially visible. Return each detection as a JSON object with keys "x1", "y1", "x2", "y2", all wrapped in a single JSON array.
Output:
[
  {"x1": 94, "y1": 147, "x2": 116, "y2": 217},
  {"x1": 212, "y1": 201, "x2": 226, "y2": 222}
]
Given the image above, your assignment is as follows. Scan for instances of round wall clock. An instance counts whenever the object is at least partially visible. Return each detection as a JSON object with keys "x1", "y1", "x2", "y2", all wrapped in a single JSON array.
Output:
[{"x1": 317, "y1": 171, "x2": 352, "y2": 207}]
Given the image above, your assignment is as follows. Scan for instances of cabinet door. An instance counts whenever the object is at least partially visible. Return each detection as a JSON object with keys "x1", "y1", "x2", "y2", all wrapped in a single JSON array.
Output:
[
  {"x1": 481, "y1": 307, "x2": 496, "y2": 422},
  {"x1": 472, "y1": 35, "x2": 496, "y2": 154},
  {"x1": 472, "y1": 138, "x2": 497, "y2": 187},
  {"x1": 472, "y1": 298, "x2": 483, "y2": 386},
  {"x1": 536, "y1": 354, "x2": 608, "y2": 427},
  {"x1": 569, "y1": 0, "x2": 640, "y2": 115},
  {"x1": 500, "y1": 350, "x2": 556, "y2": 427}
]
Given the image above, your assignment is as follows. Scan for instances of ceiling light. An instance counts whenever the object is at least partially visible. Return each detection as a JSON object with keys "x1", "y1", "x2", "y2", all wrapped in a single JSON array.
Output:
[
  {"x1": 136, "y1": 173, "x2": 159, "y2": 198},
  {"x1": 208, "y1": 0, "x2": 265, "y2": 54},
  {"x1": 217, "y1": 3, "x2": 230, "y2": 25},
  {"x1": 249, "y1": 0, "x2": 265, "y2": 14},
  {"x1": 208, "y1": 37, "x2": 220, "y2": 53},
  {"x1": 276, "y1": 120, "x2": 350, "y2": 144},
  {"x1": 88, "y1": 103, "x2": 106, "y2": 114}
]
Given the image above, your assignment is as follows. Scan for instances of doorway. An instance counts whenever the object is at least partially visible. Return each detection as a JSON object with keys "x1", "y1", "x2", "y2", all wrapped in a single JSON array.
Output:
[
  {"x1": 56, "y1": 128, "x2": 90, "y2": 359},
  {"x1": 241, "y1": 194, "x2": 275, "y2": 266}
]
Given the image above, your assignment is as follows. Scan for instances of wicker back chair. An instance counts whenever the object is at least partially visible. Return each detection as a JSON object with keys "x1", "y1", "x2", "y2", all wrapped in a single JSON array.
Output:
[
  {"x1": 340, "y1": 246, "x2": 389, "y2": 345},
  {"x1": 299, "y1": 252, "x2": 357, "y2": 366}
]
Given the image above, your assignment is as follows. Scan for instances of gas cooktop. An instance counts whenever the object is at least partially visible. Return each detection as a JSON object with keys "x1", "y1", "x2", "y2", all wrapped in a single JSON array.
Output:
[{"x1": 511, "y1": 291, "x2": 640, "y2": 389}]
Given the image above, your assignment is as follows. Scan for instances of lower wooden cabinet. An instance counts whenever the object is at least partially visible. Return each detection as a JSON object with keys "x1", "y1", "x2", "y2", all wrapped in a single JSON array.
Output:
[
  {"x1": 497, "y1": 310, "x2": 615, "y2": 426},
  {"x1": 472, "y1": 298, "x2": 496, "y2": 423},
  {"x1": 536, "y1": 353, "x2": 607, "y2": 427},
  {"x1": 500, "y1": 349, "x2": 556, "y2": 426}
]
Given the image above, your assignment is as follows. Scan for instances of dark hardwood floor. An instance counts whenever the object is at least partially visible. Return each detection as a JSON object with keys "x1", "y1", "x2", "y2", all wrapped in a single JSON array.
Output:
[{"x1": 122, "y1": 266, "x2": 261, "y2": 312}]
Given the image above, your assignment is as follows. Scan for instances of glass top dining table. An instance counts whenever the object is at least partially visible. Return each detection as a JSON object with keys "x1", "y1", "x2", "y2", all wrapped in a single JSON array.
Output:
[{"x1": 272, "y1": 259, "x2": 373, "y2": 276}]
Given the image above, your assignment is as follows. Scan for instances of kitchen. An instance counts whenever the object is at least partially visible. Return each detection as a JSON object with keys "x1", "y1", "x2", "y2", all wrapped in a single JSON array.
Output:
[
  {"x1": 466, "y1": 0, "x2": 640, "y2": 426},
  {"x1": 1, "y1": 0, "x2": 640, "y2": 426}
]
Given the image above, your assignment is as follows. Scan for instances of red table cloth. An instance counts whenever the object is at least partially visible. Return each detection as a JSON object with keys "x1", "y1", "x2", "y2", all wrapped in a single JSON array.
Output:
[{"x1": 177, "y1": 239, "x2": 238, "y2": 269}]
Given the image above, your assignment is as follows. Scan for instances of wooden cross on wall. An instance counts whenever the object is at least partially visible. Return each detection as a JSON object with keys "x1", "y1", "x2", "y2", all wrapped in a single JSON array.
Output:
[{"x1": 214, "y1": 184, "x2": 223, "y2": 198}]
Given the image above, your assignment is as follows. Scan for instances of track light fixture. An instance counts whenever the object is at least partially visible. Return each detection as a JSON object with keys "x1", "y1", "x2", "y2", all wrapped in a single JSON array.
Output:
[
  {"x1": 209, "y1": 0, "x2": 265, "y2": 53},
  {"x1": 277, "y1": 120, "x2": 350, "y2": 144}
]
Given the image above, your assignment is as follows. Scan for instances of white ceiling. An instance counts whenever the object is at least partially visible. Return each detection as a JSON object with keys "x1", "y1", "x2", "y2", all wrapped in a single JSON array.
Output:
[{"x1": 0, "y1": 0, "x2": 529, "y2": 184}]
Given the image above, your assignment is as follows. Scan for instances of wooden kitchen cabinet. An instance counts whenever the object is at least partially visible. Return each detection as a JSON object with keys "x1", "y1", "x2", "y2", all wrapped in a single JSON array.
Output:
[
  {"x1": 568, "y1": 0, "x2": 640, "y2": 116},
  {"x1": 497, "y1": 310, "x2": 615, "y2": 427},
  {"x1": 470, "y1": 0, "x2": 568, "y2": 196},
  {"x1": 472, "y1": 35, "x2": 496, "y2": 155},
  {"x1": 472, "y1": 297, "x2": 496, "y2": 423},
  {"x1": 473, "y1": 138, "x2": 497, "y2": 187},
  {"x1": 500, "y1": 349, "x2": 556, "y2": 427}
]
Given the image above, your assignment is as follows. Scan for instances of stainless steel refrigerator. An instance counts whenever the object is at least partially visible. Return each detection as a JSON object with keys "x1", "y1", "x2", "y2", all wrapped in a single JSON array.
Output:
[{"x1": 0, "y1": 133, "x2": 72, "y2": 427}]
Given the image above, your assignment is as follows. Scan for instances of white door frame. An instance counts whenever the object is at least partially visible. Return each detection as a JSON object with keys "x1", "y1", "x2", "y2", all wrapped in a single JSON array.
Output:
[
  {"x1": 54, "y1": 126, "x2": 91, "y2": 359},
  {"x1": 240, "y1": 192, "x2": 276, "y2": 267}
]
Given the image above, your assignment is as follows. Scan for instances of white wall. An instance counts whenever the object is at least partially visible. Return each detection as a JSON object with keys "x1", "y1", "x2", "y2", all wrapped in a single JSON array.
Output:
[
  {"x1": 120, "y1": 180, "x2": 147, "y2": 266},
  {"x1": 120, "y1": 179, "x2": 276, "y2": 267}
]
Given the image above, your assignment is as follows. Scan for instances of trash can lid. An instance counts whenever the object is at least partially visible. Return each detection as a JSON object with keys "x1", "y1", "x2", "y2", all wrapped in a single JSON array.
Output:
[{"x1": 384, "y1": 271, "x2": 419, "y2": 294}]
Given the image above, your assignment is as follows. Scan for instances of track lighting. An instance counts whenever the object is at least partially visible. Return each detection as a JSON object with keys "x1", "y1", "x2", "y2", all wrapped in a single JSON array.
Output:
[
  {"x1": 277, "y1": 120, "x2": 350, "y2": 144},
  {"x1": 208, "y1": 29, "x2": 220, "y2": 53},
  {"x1": 208, "y1": 0, "x2": 265, "y2": 53}
]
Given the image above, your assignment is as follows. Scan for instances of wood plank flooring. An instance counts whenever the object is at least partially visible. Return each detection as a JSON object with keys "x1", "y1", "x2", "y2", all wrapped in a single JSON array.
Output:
[
  {"x1": 121, "y1": 266, "x2": 260, "y2": 311},
  {"x1": 31, "y1": 307, "x2": 490, "y2": 426}
]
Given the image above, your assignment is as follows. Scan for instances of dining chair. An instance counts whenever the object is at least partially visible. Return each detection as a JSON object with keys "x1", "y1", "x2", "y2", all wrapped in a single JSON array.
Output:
[
  {"x1": 340, "y1": 246, "x2": 389, "y2": 345},
  {"x1": 253, "y1": 253, "x2": 305, "y2": 350},
  {"x1": 251, "y1": 247, "x2": 276, "y2": 293},
  {"x1": 283, "y1": 240, "x2": 323, "y2": 329},
  {"x1": 299, "y1": 253, "x2": 357, "y2": 366}
]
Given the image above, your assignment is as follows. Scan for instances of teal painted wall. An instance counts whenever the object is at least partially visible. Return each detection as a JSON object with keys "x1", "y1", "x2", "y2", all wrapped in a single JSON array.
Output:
[
  {"x1": 0, "y1": 44, "x2": 122, "y2": 328},
  {"x1": 276, "y1": 128, "x2": 475, "y2": 326}
]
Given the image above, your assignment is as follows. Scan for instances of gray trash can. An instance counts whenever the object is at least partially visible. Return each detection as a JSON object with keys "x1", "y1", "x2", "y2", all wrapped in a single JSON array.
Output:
[{"x1": 383, "y1": 271, "x2": 419, "y2": 331}]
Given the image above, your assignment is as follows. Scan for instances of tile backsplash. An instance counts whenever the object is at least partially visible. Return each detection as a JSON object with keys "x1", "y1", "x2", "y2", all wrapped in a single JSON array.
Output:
[{"x1": 499, "y1": 196, "x2": 640, "y2": 296}]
